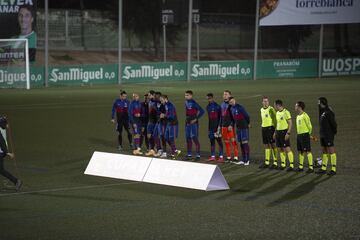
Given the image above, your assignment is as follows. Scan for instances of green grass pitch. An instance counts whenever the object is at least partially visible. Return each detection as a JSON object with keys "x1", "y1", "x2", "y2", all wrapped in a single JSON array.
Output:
[{"x1": 0, "y1": 77, "x2": 359, "y2": 239}]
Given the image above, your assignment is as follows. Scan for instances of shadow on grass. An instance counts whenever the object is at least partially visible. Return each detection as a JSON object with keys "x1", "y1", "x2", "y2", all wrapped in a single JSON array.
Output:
[
  {"x1": 267, "y1": 175, "x2": 332, "y2": 207},
  {"x1": 88, "y1": 137, "x2": 115, "y2": 148},
  {"x1": 110, "y1": 181, "x2": 213, "y2": 200},
  {"x1": 216, "y1": 169, "x2": 282, "y2": 199},
  {"x1": 244, "y1": 171, "x2": 309, "y2": 201}
]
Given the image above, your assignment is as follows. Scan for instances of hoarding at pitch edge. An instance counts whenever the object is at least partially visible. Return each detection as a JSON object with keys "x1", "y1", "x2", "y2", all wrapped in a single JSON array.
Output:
[{"x1": 259, "y1": 0, "x2": 360, "y2": 26}]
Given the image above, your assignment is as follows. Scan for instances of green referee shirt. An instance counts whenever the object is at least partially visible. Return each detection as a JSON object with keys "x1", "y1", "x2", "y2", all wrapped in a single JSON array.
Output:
[
  {"x1": 276, "y1": 108, "x2": 291, "y2": 131},
  {"x1": 296, "y1": 111, "x2": 312, "y2": 135},
  {"x1": 261, "y1": 106, "x2": 276, "y2": 128}
]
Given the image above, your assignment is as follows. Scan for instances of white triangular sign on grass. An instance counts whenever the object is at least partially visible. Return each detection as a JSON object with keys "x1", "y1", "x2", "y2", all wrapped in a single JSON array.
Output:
[
  {"x1": 206, "y1": 166, "x2": 230, "y2": 191},
  {"x1": 84, "y1": 151, "x2": 152, "y2": 182},
  {"x1": 85, "y1": 151, "x2": 230, "y2": 191},
  {"x1": 143, "y1": 158, "x2": 229, "y2": 191}
]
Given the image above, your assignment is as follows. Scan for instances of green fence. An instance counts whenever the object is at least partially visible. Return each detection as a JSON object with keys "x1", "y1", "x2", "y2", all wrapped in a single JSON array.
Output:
[{"x1": 1, "y1": 57, "x2": 359, "y2": 88}]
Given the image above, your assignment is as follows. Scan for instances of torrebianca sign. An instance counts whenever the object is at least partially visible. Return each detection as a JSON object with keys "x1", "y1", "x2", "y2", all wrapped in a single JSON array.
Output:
[
  {"x1": 322, "y1": 58, "x2": 360, "y2": 76},
  {"x1": 259, "y1": 0, "x2": 360, "y2": 26}
]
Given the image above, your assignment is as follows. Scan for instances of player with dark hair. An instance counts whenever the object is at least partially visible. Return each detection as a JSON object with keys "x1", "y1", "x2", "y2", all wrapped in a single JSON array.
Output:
[
  {"x1": 295, "y1": 101, "x2": 314, "y2": 173},
  {"x1": 160, "y1": 95, "x2": 181, "y2": 159},
  {"x1": 145, "y1": 90, "x2": 157, "y2": 156},
  {"x1": 111, "y1": 90, "x2": 132, "y2": 151},
  {"x1": 274, "y1": 100, "x2": 295, "y2": 171},
  {"x1": 259, "y1": 96, "x2": 278, "y2": 169},
  {"x1": 140, "y1": 93, "x2": 150, "y2": 151},
  {"x1": 154, "y1": 92, "x2": 167, "y2": 158},
  {"x1": 128, "y1": 93, "x2": 143, "y2": 155},
  {"x1": 316, "y1": 97, "x2": 337, "y2": 175},
  {"x1": 206, "y1": 93, "x2": 224, "y2": 162},
  {"x1": 0, "y1": 117, "x2": 22, "y2": 191},
  {"x1": 229, "y1": 97, "x2": 251, "y2": 165},
  {"x1": 184, "y1": 90, "x2": 205, "y2": 161},
  {"x1": 221, "y1": 90, "x2": 238, "y2": 162}
]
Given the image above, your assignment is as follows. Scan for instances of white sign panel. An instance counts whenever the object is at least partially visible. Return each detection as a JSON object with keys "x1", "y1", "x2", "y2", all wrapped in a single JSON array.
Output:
[
  {"x1": 85, "y1": 152, "x2": 229, "y2": 191},
  {"x1": 143, "y1": 158, "x2": 229, "y2": 191},
  {"x1": 259, "y1": 0, "x2": 360, "y2": 26},
  {"x1": 84, "y1": 152, "x2": 152, "y2": 181}
]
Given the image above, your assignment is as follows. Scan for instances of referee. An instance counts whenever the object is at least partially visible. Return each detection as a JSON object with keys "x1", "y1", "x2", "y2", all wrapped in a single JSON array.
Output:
[
  {"x1": 259, "y1": 97, "x2": 278, "y2": 169},
  {"x1": 294, "y1": 101, "x2": 314, "y2": 173},
  {"x1": 0, "y1": 117, "x2": 22, "y2": 191},
  {"x1": 274, "y1": 100, "x2": 295, "y2": 171},
  {"x1": 316, "y1": 97, "x2": 337, "y2": 175}
]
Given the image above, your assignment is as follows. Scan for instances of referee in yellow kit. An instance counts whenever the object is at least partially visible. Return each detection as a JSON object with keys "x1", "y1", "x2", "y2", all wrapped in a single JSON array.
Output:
[
  {"x1": 259, "y1": 97, "x2": 278, "y2": 169},
  {"x1": 273, "y1": 100, "x2": 295, "y2": 171},
  {"x1": 294, "y1": 101, "x2": 314, "y2": 173}
]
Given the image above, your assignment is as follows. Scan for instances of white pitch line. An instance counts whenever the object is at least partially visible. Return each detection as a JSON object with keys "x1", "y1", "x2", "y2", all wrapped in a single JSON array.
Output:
[
  {"x1": 0, "y1": 182, "x2": 140, "y2": 197},
  {"x1": 0, "y1": 171, "x2": 255, "y2": 197},
  {"x1": 240, "y1": 94, "x2": 262, "y2": 99}
]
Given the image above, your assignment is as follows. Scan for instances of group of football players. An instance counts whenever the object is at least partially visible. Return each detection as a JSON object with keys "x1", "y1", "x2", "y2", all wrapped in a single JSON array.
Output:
[{"x1": 111, "y1": 90, "x2": 338, "y2": 175}]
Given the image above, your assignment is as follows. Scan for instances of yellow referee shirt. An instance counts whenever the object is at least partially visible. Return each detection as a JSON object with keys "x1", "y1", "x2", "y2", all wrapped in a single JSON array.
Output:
[
  {"x1": 276, "y1": 108, "x2": 291, "y2": 131},
  {"x1": 261, "y1": 106, "x2": 276, "y2": 127},
  {"x1": 296, "y1": 111, "x2": 312, "y2": 134}
]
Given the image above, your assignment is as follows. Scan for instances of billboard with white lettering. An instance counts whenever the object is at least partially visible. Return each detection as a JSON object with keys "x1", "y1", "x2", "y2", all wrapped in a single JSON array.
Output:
[
  {"x1": 259, "y1": 0, "x2": 360, "y2": 26},
  {"x1": 0, "y1": 0, "x2": 37, "y2": 61}
]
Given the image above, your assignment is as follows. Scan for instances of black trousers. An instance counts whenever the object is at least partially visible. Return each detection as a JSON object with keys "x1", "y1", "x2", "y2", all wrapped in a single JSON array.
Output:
[{"x1": 0, "y1": 153, "x2": 18, "y2": 185}]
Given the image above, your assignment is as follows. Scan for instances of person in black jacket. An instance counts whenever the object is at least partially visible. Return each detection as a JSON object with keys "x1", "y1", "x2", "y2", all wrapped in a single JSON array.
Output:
[
  {"x1": 316, "y1": 97, "x2": 338, "y2": 175},
  {"x1": 0, "y1": 117, "x2": 22, "y2": 191}
]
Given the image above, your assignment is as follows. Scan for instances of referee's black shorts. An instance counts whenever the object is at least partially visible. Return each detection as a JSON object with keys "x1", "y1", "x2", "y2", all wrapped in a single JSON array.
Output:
[
  {"x1": 262, "y1": 126, "x2": 275, "y2": 144},
  {"x1": 320, "y1": 135, "x2": 335, "y2": 147},
  {"x1": 297, "y1": 133, "x2": 311, "y2": 152},
  {"x1": 275, "y1": 130, "x2": 290, "y2": 148}
]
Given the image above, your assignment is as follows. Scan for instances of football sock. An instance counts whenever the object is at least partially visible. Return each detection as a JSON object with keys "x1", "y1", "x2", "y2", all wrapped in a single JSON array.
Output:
[
  {"x1": 161, "y1": 137, "x2": 167, "y2": 152},
  {"x1": 287, "y1": 151, "x2": 294, "y2": 168},
  {"x1": 280, "y1": 151, "x2": 286, "y2": 167},
  {"x1": 299, "y1": 153, "x2": 304, "y2": 169},
  {"x1": 244, "y1": 143, "x2": 250, "y2": 162},
  {"x1": 265, "y1": 149, "x2": 271, "y2": 165},
  {"x1": 330, "y1": 153, "x2": 337, "y2": 172},
  {"x1": 272, "y1": 148, "x2": 278, "y2": 161},
  {"x1": 232, "y1": 140, "x2": 238, "y2": 158},
  {"x1": 225, "y1": 141, "x2": 231, "y2": 158},
  {"x1": 216, "y1": 138, "x2": 224, "y2": 156},
  {"x1": 193, "y1": 137, "x2": 201, "y2": 156},
  {"x1": 210, "y1": 138, "x2": 216, "y2": 156},
  {"x1": 118, "y1": 134, "x2": 122, "y2": 146},
  {"x1": 321, "y1": 153, "x2": 328, "y2": 170},
  {"x1": 187, "y1": 138, "x2": 192, "y2": 156},
  {"x1": 307, "y1": 152, "x2": 314, "y2": 169}
]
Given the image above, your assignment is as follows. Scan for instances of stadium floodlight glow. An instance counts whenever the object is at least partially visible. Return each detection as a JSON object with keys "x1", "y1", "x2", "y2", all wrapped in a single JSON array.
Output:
[{"x1": 0, "y1": 38, "x2": 30, "y2": 90}]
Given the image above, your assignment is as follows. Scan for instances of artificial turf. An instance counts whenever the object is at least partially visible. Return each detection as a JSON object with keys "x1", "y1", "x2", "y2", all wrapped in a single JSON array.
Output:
[{"x1": 0, "y1": 77, "x2": 359, "y2": 239}]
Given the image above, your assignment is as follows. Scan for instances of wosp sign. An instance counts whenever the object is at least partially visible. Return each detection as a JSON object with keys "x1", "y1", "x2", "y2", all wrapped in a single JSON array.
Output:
[{"x1": 322, "y1": 58, "x2": 360, "y2": 76}]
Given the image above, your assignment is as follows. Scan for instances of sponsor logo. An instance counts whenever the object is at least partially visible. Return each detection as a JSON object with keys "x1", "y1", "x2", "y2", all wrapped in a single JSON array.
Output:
[
  {"x1": 192, "y1": 63, "x2": 250, "y2": 78},
  {"x1": 0, "y1": 69, "x2": 26, "y2": 85},
  {"x1": 0, "y1": 0, "x2": 34, "y2": 13},
  {"x1": 296, "y1": 0, "x2": 353, "y2": 8},
  {"x1": 49, "y1": 68, "x2": 104, "y2": 83},
  {"x1": 122, "y1": 65, "x2": 179, "y2": 80},
  {"x1": 322, "y1": 58, "x2": 360, "y2": 76}
]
